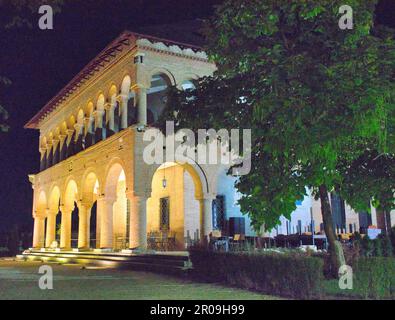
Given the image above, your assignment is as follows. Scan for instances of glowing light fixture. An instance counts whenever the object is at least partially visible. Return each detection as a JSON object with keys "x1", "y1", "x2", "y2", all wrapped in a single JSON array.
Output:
[{"x1": 162, "y1": 166, "x2": 167, "y2": 188}]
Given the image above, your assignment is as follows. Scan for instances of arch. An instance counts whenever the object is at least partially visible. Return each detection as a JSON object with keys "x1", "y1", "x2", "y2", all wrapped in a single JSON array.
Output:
[
  {"x1": 67, "y1": 114, "x2": 76, "y2": 129},
  {"x1": 81, "y1": 169, "x2": 101, "y2": 201},
  {"x1": 147, "y1": 161, "x2": 204, "y2": 249},
  {"x1": 63, "y1": 179, "x2": 79, "y2": 209},
  {"x1": 154, "y1": 162, "x2": 203, "y2": 200},
  {"x1": 104, "y1": 161, "x2": 128, "y2": 199},
  {"x1": 60, "y1": 121, "x2": 68, "y2": 135},
  {"x1": 54, "y1": 126, "x2": 60, "y2": 137},
  {"x1": 48, "y1": 185, "x2": 61, "y2": 213},
  {"x1": 85, "y1": 101, "x2": 94, "y2": 117},
  {"x1": 108, "y1": 84, "x2": 118, "y2": 103},
  {"x1": 96, "y1": 94, "x2": 105, "y2": 111},
  {"x1": 147, "y1": 68, "x2": 176, "y2": 87},
  {"x1": 121, "y1": 75, "x2": 131, "y2": 96},
  {"x1": 77, "y1": 108, "x2": 84, "y2": 125},
  {"x1": 147, "y1": 72, "x2": 173, "y2": 124},
  {"x1": 41, "y1": 136, "x2": 47, "y2": 148}
]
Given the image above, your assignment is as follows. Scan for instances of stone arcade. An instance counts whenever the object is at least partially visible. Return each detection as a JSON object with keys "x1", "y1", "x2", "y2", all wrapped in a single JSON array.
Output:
[
  {"x1": 25, "y1": 31, "x2": 395, "y2": 254},
  {"x1": 24, "y1": 31, "x2": 240, "y2": 252}
]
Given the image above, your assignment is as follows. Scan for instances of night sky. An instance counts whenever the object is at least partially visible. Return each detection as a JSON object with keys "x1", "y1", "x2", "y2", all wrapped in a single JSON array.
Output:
[{"x1": 0, "y1": 0, "x2": 393, "y2": 233}]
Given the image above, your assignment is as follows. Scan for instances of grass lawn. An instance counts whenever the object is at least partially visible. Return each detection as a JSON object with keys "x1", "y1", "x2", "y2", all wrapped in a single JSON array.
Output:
[{"x1": 0, "y1": 259, "x2": 282, "y2": 300}]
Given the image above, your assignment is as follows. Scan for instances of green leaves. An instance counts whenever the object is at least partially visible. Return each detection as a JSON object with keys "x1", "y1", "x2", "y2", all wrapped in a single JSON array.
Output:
[{"x1": 160, "y1": 0, "x2": 395, "y2": 232}]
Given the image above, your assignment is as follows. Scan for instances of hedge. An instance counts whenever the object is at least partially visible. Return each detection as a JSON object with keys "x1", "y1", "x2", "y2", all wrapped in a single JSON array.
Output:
[
  {"x1": 189, "y1": 249, "x2": 324, "y2": 299},
  {"x1": 354, "y1": 257, "x2": 395, "y2": 299}
]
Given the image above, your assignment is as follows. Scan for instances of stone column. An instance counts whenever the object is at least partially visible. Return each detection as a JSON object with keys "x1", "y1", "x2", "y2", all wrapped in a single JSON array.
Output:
[
  {"x1": 45, "y1": 209, "x2": 57, "y2": 248},
  {"x1": 108, "y1": 102, "x2": 115, "y2": 131},
  {"x1": 77, "y1": 201, "x2": 91, "y2": 249},
  {"x1": 60, "y1": 205, "x2": 72, "y2": 249},
  {"x1": 84, "y1": 117, "x2": 92, "y2": 136},
  {"x1": 120, "y1": 94, "x2": 129, "y2": 129},
  {"x1": 100, "y1": 196, "x2": 116, "y2": 249},
  {"x1": 58, "y1": 134, "x2": 66, "y2": 148},
  {"x1": 135, "y1": 87, "x2": 147, "y2": 126},
  {"x1": 46, "y1": 142, "x2": 53, "y2": 165},
  {"x1": 52, "y1": 138, "x2": 59, "y2": 158},
  {"x1": 39, "y1": 146, "x2": 46, "y2": 165},
  {"x1": 74, "y1": 123, "x2": 83, "y2": 139},
  {"x1": 46, "y1": 142, "x2": 53, "y2": 155},
  {"x1": 128, "y1": 194, "x2": 147, "y2": 250},
  {"x1": 96, "y1": 195, "x2": 106, "y2": 248},
  {"x1": 32, "y1": 215, "x2": 45, "y2": 249},
  {"x1": 94, "y1": 109, "x2": 105, "y2": 129}
]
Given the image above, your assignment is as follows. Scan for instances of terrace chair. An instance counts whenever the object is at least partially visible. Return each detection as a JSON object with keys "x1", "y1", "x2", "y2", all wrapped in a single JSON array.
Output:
[
  {"x1": 209, "y1": 230, "x2": 229, "y2": 252},
  {"x1": 231, "y1": 234, "x2": 246, "y2": 251}
]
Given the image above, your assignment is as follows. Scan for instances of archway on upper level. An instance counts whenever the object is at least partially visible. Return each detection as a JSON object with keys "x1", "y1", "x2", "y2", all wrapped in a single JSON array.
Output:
[
  {"x1": 121, "y1": 75, "x2": 136, "y2": 127},
  {"x1": 147, "y1": 162, "x2": 203, "y2": 250},
  {"x1": 147, "y1": 73, "x2": 172, "y2": 125}
]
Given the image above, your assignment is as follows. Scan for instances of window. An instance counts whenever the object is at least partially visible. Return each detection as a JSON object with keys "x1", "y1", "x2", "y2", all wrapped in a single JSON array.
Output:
[
  {"x1": 147, "y1": 73, "x2": 170, "y2": 124},
  {"x1": 330, "y1": 193, "x2": 346, "y2": 231},
  {"x1": 359, "y1": 211, "x2": 372, "y2": 233},
  {"x1": 160, "y1": 197, "x2": 170, "y2": 231},
  {"x1": 212, "y1": 195, "x2": 226, "y2": 231}
]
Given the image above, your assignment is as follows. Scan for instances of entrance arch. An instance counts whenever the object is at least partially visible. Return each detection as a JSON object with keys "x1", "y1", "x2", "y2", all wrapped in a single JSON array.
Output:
[
  {"x1": 147, "y1": 162, "x2": 203, "y2": 250},
  {"x1": 61, "y1": 179, "x2": 78, "y2": 249},
  {"x1": 103, "y1": 162, "x2": 129, "y2": 250},
  {"x1": 81, "y1": 171, "x2": 100, "y2": 248},
  {"x1": 45, "y1": 186, "x2": 61, "y2": 247}
]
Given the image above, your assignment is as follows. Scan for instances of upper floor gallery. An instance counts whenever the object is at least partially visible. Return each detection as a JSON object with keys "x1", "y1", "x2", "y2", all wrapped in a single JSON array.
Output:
[{"x1": 24, "y1": 31, "x2": 216, "y2": 173}]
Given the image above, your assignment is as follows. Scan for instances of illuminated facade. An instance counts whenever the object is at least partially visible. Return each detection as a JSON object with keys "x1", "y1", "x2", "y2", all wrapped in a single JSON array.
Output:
[
  {"x1": 24, "y1": 31, "x2": 235, "y2": 251},
  {"x1": 25, "y1": 32, "x2": 394, "y2": 252}
]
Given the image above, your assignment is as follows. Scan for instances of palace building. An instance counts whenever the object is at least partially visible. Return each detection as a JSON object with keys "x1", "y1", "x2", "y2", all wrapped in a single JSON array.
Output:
[
  {"x1": 24, "y1": 31, "x2": 255, "y2": 252},
  {"x1": 25, "y1": 30, "x2": 394, "y2": 253}
]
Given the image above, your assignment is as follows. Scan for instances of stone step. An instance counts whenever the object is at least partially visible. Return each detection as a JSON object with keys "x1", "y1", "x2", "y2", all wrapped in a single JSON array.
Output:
[{"x1": 20, "y1": 251, "x2": 190, "y2": 277}]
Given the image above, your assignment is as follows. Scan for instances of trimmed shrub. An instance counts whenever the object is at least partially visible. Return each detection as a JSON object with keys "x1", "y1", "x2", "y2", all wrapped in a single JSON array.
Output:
[
  {"x1": 360, "y1": 236, "x2": 374, "y2": 257},
  {"x1": 354, "y1": 257, "x2": 395, "y2": 299},
  {"x1": 373, "y1": 238, "x2": 383, "y2": 257},
  {"x1": 382, "y1": 237, "x2": 393, "y2": 257},
  {"x1": 189, "y1": 249, "x2": 324, "y2": 299}
]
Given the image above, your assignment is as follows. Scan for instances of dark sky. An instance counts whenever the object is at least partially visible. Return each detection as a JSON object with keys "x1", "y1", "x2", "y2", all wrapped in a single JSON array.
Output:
[
  {"x1": 0, "y1": 0, "x2": 394, "y2": 233},
  {"x1": 0, "y1": 0, "x2": 221, "y2": 232}
]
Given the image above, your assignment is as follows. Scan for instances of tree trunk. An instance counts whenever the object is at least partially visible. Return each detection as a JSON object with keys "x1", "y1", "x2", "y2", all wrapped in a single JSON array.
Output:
[{"x1": 318, "y1": 184, "x2": 346, "y2": 278}]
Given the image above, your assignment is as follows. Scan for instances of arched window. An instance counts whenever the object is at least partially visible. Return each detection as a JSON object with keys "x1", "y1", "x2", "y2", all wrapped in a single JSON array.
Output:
[
  {"x1": 181, "y1": 80, "x2": 196, "y2": 102},
  {"x1": 75, "y1": 109, "x2": 85, "y2": 153},
  {"x1": 147, "y1": 73, "x2": 171, "y2": 125},
  {"x1": 181, "y1": 80, "x2": 195, "y2": 91},
  {"x1": 66, "y1": 131, "x2": 76, "y2": 158},
  {"x1": 95, "y1": 95, "x2": 106, "y2": 142}
]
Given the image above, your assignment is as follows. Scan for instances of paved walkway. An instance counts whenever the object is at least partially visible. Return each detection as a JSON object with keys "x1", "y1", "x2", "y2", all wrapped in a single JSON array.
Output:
[{"x1": 0, "y1": 259, "x2": 280, "y2": 300}]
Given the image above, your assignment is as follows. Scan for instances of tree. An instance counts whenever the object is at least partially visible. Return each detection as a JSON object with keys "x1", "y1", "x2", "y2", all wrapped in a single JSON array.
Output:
[
  {"x1": 159, "y1": 0, "x2": 395, "y2": 277},
  {"x1": 0, "y1": 0, "x2": 63, "y2": 132}
]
